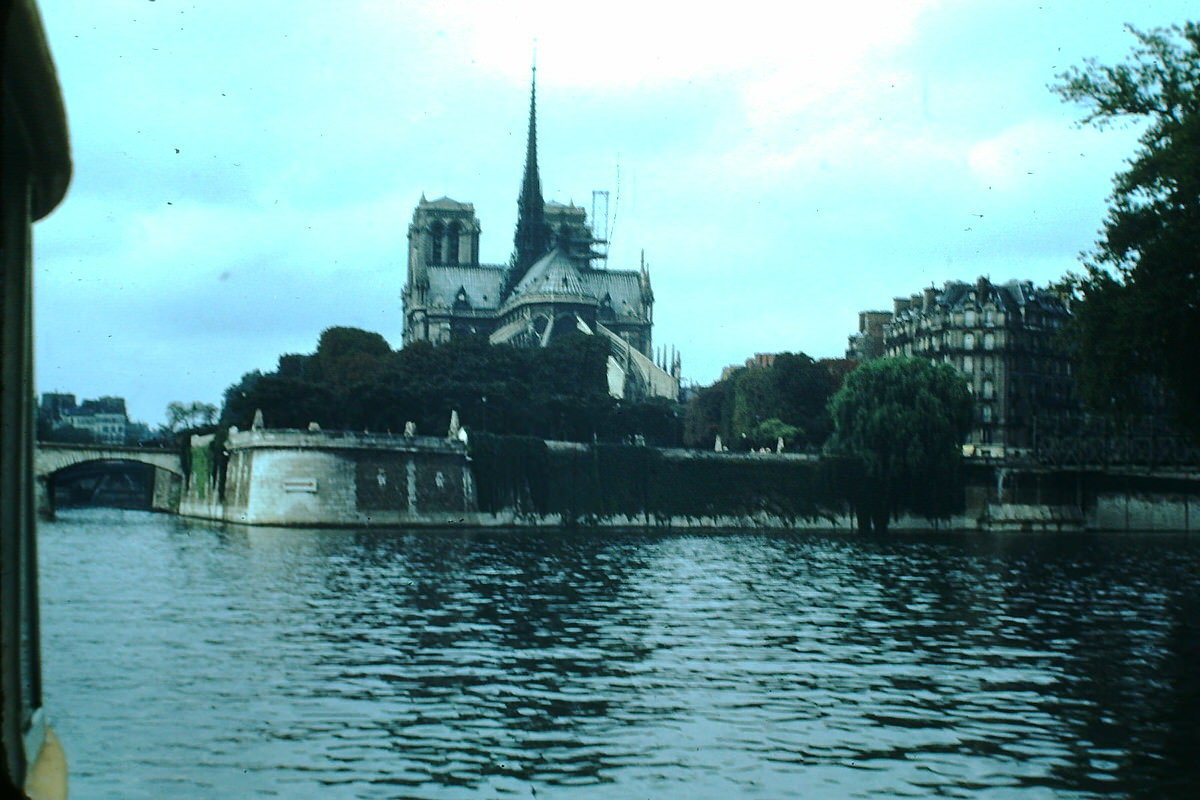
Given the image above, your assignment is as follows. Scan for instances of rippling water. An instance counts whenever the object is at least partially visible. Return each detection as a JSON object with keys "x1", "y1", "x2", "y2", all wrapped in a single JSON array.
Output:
[{"x1": 38, "y1": 509, "x2": 1200, "y2": 799}]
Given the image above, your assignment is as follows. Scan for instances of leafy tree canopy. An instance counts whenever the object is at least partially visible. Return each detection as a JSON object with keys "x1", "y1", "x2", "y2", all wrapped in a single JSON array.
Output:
[
  {"x1": 1051, "y1": 23, "x2": 1200, "y2": 440},
  {"x1": 164, "y1": 400, "x2": 218, "y2": 432},
  {"x1": 314, "y1": 326, "x2": 392, "y2": 386},
  {"x1": 218, "y1": 328, "x2": 680, "y2": 445},
  {"x1": 684, "y1": 353, "x2": 848, "y2": 450},
  {"x1": 827, "y1": 357, "x2": 973, "y2": 531}
]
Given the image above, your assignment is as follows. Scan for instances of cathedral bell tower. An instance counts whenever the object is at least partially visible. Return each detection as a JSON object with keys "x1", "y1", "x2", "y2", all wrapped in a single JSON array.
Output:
[
  {"x1": 403, "y1": 196, "x2": 481, "y2": 345},
  {"x1": 406, "y1": 196, "x2": 482, "y2": 289}
]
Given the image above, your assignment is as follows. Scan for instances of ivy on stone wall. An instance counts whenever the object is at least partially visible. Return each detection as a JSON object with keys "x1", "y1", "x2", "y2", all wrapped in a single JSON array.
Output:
[
  {"x1": 189, "y1": 443, "x2": 212, "y2": 499},
  {"x1": 470, "y1": 434, "x2": 847, "y2": 524},
  {"x1": 469, "y1": 433, "x2": 551, "y2": 514}
]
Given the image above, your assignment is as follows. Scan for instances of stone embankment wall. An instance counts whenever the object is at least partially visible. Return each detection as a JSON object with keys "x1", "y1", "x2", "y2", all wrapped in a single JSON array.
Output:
[
  {"x1": 965, "y1": 464, "x2": 1200, "y2": 532},
  {"x1": 179, "y1": 429, "x2": 1200, "y2": 531},
  {"x1": 151, "y1": 467, "x2": 182, "y2": 515},
  {"x1": 1091, "y1": 493, "x2": 1197, "y2": 531},
  {"x1": 180, "y1": 429, "x2": 474, "y2": 527},
  {"x1": 1081, "y1": 472, "x2": 1199, "y2": 532}
]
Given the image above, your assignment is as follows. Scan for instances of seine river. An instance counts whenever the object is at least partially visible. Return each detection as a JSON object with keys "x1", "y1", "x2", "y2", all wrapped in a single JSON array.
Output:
[{"x1": 38, "y1": 509, "x2": 1200, "y2": 799}]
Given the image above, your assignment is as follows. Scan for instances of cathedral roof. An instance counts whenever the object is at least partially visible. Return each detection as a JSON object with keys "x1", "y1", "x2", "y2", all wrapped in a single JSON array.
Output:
[
  {"x1": 425, "y1": 264, "x2": 506, "y2": 310},
  {"x1": 420, "y1": 195, "x2": 474, "y2": 211},
  {"x1": 503, "y1": 248, "x2": 650, "y2": 321},
  {"x1": 509, "y1": 247, "x2": 591, "y2": 300},
  {"x1": 581, "y1": 270, "x2": 646, "y2": 319}
]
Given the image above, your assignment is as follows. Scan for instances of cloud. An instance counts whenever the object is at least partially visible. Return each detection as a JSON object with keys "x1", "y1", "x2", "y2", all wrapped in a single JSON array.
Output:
[{"x1": 33, "y1": 0, "x2": 1200, "y2": 424}]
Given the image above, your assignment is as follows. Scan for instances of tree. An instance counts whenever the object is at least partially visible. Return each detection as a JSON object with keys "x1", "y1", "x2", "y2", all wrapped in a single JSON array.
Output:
[
  {"x1": 827, "y1": 357, "x2": 973, "y2": 531},
  {"x1": 314, "y1": 326, "x2": 392, "y2": 386},
  {"x1": 164, "y1": 400, "x2": 218, "y2": 432},
  {"x1": 683, "y1": 353, "x2": 843, "y2": 451},
  {"x1": 604, "y1": 397, "x2": 684, "y2": 447},
  {"x1": 748, "y1": 417, "x2": 799, "y2": 450},
  {"x1": 773, "y1": 353, "x2": 841, "y2": 446},
  {"x1": 683, "y1": 380, "x2": 733, "y2": 449},
  {"x1": 1052, "y1": 23, "x2": 1200, "y2": 441},
  {"x1": 215, "y1": 327, "x2": 628, "y2": 443},
  {"x1": 730, "y1": 366, "x2": 782, "y2": 443}
]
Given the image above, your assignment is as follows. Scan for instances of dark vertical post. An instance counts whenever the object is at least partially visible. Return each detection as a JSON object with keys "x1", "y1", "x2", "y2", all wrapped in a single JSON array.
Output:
[{"x1": 0, "y1": 2, "x2": 72, "y2": 793}]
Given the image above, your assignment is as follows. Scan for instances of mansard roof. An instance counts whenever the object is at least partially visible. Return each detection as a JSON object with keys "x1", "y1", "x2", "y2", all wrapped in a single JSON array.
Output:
[
  {"x1": 893, "y1": 278, "x2": 1068, "y2": 321},
  {"x1": 941, "y1": 279, "x2": 1067, "y2": 315}
]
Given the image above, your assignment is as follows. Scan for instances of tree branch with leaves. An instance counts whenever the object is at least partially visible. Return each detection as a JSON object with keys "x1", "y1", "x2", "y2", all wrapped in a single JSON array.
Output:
[{"x1": 1052, "y1": 22, "x2": 1200, "y2": 440}]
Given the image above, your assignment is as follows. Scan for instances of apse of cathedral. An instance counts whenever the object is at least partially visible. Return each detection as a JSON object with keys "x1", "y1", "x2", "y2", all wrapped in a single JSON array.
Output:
[{"x1": 401, "y1": 68, "x2": 680, "y2": 401}]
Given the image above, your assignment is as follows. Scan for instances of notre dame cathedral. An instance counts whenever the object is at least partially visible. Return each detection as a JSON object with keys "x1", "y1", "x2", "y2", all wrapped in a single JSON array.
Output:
[{"x1": 401, "y1": 68, "x2": 679, "y2": 400}]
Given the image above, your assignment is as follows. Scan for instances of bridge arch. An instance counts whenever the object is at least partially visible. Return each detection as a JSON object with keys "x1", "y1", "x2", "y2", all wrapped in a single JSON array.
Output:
[
  {"x1": 34, "y1": 443, "x2": 184, "y2": 479},
  {"x1": 34, "y1": 443, "x2": 185, "y2": 519}
]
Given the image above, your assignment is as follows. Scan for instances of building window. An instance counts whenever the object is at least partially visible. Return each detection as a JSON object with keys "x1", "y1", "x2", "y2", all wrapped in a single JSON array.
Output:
[
  {"x1": 964, "y1": 332, "x2": 975, "y2": 350},
  {"x1": 983, "y1": 332, "x2": 995, "y2": 350},
  {"x1": 965, "y1": 309, "x2": 977, "y2": 326},
  {"x1": 430, "y1": 222, "x2": 444, "y2": 264},
  {"x1": 963, "y1": 355, "x2": 973, "y2": 372},
  {"x1": 446, "y1": 222, "x2": 461, "y2": 264}
]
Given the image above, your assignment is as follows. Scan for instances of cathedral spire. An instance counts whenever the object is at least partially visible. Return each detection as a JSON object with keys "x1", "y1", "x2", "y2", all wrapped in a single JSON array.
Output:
[{"x1": 512, "y1": 57, "x2": 549, "y2": 279}]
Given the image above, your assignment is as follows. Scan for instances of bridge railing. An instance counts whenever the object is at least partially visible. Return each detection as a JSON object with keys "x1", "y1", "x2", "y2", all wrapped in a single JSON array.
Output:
[
  {"x1": 35, "y1": 441, "x2": 174, "y2": 453},
  {"x1": 1030, "y1": 413, "x2": 1200, "y2": 470}
]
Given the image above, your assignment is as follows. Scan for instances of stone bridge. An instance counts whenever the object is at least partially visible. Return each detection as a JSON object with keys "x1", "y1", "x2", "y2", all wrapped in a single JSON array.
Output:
[{"x1": 34, "y1": 442, "x2": 185, "y2": 518}]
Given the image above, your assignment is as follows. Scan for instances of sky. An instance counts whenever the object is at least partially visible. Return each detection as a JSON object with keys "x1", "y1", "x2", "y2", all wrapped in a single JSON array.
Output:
[{"x1": 32, "y1": 0, "x2": 1197, "y2": 427}]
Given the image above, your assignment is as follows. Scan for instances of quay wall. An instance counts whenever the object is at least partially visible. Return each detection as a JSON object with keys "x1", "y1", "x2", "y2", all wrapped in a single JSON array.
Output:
[
  {"x1": 973, "y1": 465, "x2": 1200, "y2": 532},
  {"x1": 1092, "y1": 493, "x2": 1196, "y2": 532},
  {"x1": 180, "y1": 429, "x2": 1200, "y2": 531},
  {"x1": 179, "y1": 429, "x2": 474, "y2": 527},
  {"x1": 150, "y1": 467, "x2": 182, "y2": 514}
]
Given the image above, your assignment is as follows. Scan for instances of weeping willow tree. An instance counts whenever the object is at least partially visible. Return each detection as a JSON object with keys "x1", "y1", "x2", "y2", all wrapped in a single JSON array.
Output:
[{"x1": 827, "y1": 357, "x2": 973, "y2": 531}]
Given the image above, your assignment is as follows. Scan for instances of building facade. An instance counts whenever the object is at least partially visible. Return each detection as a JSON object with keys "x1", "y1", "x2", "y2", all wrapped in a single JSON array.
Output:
[
  {"x1": 401, "y1": 68, "x2": 678, "y2": 400},
  {"x1": 845, "y1": 310, "x2": 892, "y2": 362},
  {"x1": 40, "y1": 393, "x2": 129, "y2": 445},
  {"x1": 850, "y1": 277, "x2": 1075, "y2": 457}
]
